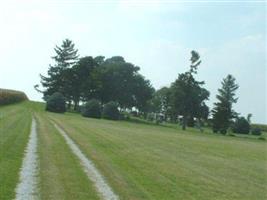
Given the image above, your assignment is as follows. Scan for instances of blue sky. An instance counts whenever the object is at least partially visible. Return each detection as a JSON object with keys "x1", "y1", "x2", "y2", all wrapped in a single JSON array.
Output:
[{"x1": 0, "y1": 0, "x2": 266, "y2": 123}]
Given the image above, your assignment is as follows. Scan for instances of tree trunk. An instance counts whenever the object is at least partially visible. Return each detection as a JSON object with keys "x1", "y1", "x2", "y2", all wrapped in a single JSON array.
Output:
[
  {"x1": 67, "y1": 100, "x2": 71, "y2": 109},
  {"x1": 182, "y1": 115, "x2": 187, "y2": 130},
  {"x1": 187, "y1": 116, "x2": 195, "y2": 127},
  {"x1": 74, "y1": 100, "x2": 79, "y2": 111}
]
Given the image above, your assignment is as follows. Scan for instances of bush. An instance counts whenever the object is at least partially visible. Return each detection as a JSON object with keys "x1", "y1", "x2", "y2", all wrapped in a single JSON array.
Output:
[
  {"x1": 45, "y1": 92, "x2": 66, "y2": 113},
  {"x1": 146, "y1": 113, "x2": 155, "y2": 121},
  {"x1": 227, "y1": 132, "x2": 236, "y2": 137},
  {"x1": 131, "y1": 111, "x2": 138, "y2": 117},
  {"x1": 213, "y1": 128, "x2": 227, "y2": 134},
  {"x1": 0, "y1": 88, "x2": 28, "y2": 105},
  {"x1": 251, "y1": 128, "x2": 262, "y2": 136},
  {"x1": 102, "y1": 102, "x2": 120, "y2": 120},
  {"x1": 119, "y1": 112, "x2": 130, "y2": 120},
  {"x1": 81, "y1": 99, "x2": 101, "y2": 118},
  {"x1": 251, "y1": 124, "x2": 267, "y2": 132},
  {"x1": 232, "y1": 117, "x2": 250, "y2": 134},
  {"x1": 258, "y1": 136, "x2": 266, "y2": 141}
]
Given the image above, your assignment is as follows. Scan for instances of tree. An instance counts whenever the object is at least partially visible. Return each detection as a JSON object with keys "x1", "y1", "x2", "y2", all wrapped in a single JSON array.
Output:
[
  {"x1": 45, "y1": 92, "x2": 66, "y2": 113},
  {"x1": 247, "y1": 113, "x2": 252, "y2": 124},
  {"x1": 40, "y1": 39, "x2": 79, "y2": 105},
  {"x1": 150, "y1": 87, "x2": 172, "y2": 120},
  {"x1": 81, "y1": 99, "x2": 102, "y2": 118},
  {"x1": 232, "y1": 116, "x2": 250, "y2": 134},
  {"x1": 212, "y1": 74, "x2": 239, "y2": 134},
  {"x1": 52, "y1": 39, "x2": 79, "y2": 68},
  {"x1": 69, "y1": 56, "x2": 99, "y2": 110},
  {"x1": 97, "y1": 56, "x2": 141, "y2": 108},
  {"x1": 102, "y1": 101, "x2": 120, "y2": 120},
  {"x1": 132, "y1": 74, "x2": 154, "y2": 116},
  {"x1": 171, "y1": 50, "x2": 209, "y2": 130}
]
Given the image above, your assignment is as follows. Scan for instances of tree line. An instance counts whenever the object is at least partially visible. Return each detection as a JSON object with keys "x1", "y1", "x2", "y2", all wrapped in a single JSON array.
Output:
[
  {"x1": 38, "y1": 39, "x2": 154, "y2": 113},
  {"x1": 37, "y1": 39, "x2": 255, "y2": 135}
]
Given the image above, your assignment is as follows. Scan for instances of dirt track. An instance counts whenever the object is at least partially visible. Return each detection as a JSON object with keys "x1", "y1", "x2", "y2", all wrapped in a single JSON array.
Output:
[
  {"x1": 53, "y1": 122, "x2": 119, "y2": 200},
  {"x1": 15, "y1": 118, "x2": 39, "y2": 200}
]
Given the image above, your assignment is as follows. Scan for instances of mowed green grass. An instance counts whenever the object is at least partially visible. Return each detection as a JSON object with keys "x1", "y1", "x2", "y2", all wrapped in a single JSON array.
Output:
[
  {"x1": 35, "y1": 112, "x2": 100, "y2": 200},
  {"x1": 1, "y1": 101, "x2": 267, "y2": 200},
  {"x1": 49, "y1": 111, "x2": 267, "y2": 200},
  {"x1": 0, "y1": 102, "x2": 100, "y2": 200},
  {"x1": 0, "y1": 103, "x2": 32, "y2": 199}
]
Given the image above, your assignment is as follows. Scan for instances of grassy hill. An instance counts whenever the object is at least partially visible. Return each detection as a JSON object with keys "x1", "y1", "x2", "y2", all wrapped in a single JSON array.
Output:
[{"x1": 1, "y1": 101, "x2": 267, "y2": 199}]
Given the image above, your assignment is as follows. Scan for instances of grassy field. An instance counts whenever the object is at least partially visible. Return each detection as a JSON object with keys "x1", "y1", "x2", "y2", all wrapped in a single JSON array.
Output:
[
  {"x1": 48, "y1": 108, "x2": 267, "y2": 200},
  {"x1": 35, "y1": 111, "x2": 100, "y2": 199},
  {"x1": 0, "y1": 103, "x2": 32, "y2": 199},
  {"x1": 1, "y1": 101, "x2": 267, "y2": 199}
]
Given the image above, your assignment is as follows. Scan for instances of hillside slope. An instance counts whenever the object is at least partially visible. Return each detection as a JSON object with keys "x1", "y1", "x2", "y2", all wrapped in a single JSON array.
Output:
[{"x1": 1, "y1": 101, "x2": 266, "y2": 200}]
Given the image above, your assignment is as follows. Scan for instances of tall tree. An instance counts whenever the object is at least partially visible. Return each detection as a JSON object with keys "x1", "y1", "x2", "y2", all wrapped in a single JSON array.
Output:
[
  {"x1": 71, "y1": 56, "x2": 100, "y2": 110},
  {"x1": 52, "y1": 39, "x2": 79, "y2": 68},
  {"x1": 151, "y1": 87, "x2": 172, "y2": 119},
  {"x1": 97, "y1": 56, "x2": 140, "y2": 108},
  {"x1": 40, "y1": 39, "x2": 79, "y2": 105},
  {"x1": 212, "y1": 74, "x2": 239, "y2": 134},
  {"x1": 133, "y1": 74, "x2": 154, "y2": 115},
  {"x1": 171, "y1": 51, "x2": 209, "y2": 130}
]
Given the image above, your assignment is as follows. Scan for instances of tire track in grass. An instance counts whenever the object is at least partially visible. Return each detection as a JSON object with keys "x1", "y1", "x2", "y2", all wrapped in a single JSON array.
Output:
[
  {"x1": 15, "y1": 117, "x2": 39, "y2": 200},
  {"x1": 53, "y1": 122, "x2": 119, "y2": 200}
]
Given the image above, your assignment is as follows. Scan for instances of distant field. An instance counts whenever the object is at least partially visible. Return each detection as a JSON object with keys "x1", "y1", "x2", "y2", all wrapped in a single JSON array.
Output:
[
  {"x1": 0, "y1": 88, "x2": 28, "y2": 105},
  {"x1": 1, "y1": 101, "x2": 267, "y2": 199}
]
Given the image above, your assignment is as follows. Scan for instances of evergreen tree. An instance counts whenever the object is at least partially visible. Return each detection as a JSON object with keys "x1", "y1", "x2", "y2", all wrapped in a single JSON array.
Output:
[
  {"x1": 171, "y1": 51, "x2": 209, "y2": 130},
  {"x1": 40, "y1": 39, "x2": 79, "y2": 105},
  {"x1": 52, "y1": 39, "x2": 79, "y2": 68},
  {"x1": 212, "y1": 74, "x2": 239, "y2": 134}
]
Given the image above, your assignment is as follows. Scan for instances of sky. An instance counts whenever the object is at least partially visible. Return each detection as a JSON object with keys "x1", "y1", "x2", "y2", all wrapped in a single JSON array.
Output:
[{"x1": 0, "y1": 0, "x2": 266, "y2": 123}]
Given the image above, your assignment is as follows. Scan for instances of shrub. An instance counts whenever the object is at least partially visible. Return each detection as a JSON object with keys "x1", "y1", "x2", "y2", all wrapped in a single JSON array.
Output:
[
  {"x1": 81, "y1": 99, "x2": 101, "y2": 118},
  {"x1": 45, "y1": 92, "x2": 66, "y2": 113},
  {"x1": 102, "y1": 102, "x2": 120, "y2": 120},
  {"x1": 213, "y1": 128, "x2": 227, "y2": 134},
  {"x1": 131, "y1": 111, "x2": 138, "y2": 117},
  {"x1": 251, "y1": 128, "x2": 262, "y2": 136},
  {"x1": 146, "y1": 113, "x2": 155, "y2": 121},
  {"x1": 232, "y1": 117, "x2": 250, "y2": 134},
  {"x1": 258, "y1": 136, "x2": 266, "y2": 141},
  {"x1": 119, "y1": 112, "x2": 130, "y2": 120},
  {"x1": 124, "y1": 112, "x2": 130, "y2": 120},
  {"x1": 227, "y1": 132, "x2": 236, "y2": 137},
  {"x1": 251, "y1": 124, "x2": 267, "y2": 132},
  {"x1": 0, "y1": 88, "x2": 28, "y2": 105}
]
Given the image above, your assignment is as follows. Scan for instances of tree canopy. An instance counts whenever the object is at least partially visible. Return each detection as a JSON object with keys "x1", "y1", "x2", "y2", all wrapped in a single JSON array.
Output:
[
  {"x1": 170, "y1": 51, "x2": 209, "y2": 130},
  {"x1": 212, "y1": 74, "x2": 239, "y2": 134},
  {"x1": 40, "y1": 39, "x2": 154, "y2": 112},
  {"x1": 39, "y1": 39, "x2": 247, "y2": 135},
  {"x1": 40, "y1": 39, "x2": 79, "y2": 105}
]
